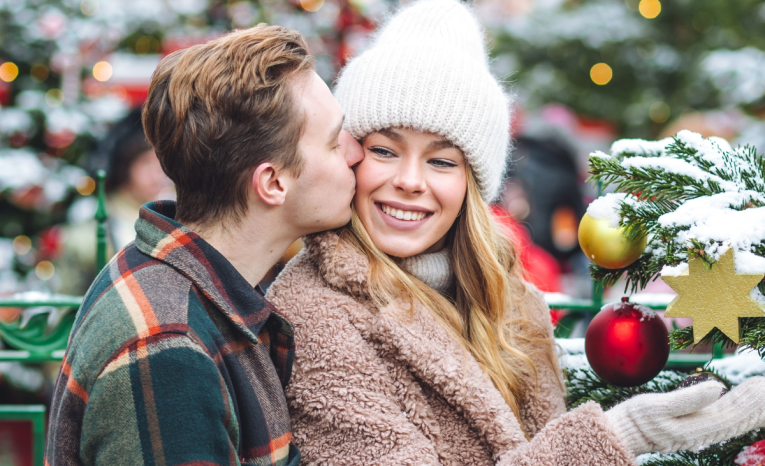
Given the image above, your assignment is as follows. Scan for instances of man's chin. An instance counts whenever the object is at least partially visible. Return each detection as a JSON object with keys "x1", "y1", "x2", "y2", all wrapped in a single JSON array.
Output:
[{"x1": 305, "y1": 210, "x2": 353, "y2": 235}]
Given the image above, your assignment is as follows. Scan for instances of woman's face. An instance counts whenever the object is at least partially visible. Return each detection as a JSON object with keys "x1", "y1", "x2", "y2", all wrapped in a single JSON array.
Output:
[{"x1": 354, "y1": 128, "x2": 467, "y2": 258}]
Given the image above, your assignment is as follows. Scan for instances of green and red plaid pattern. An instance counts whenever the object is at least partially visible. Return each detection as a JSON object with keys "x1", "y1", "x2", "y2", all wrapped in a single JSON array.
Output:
[{"x1": 46, "y1": 200, "x2": 299, "y2": 466}]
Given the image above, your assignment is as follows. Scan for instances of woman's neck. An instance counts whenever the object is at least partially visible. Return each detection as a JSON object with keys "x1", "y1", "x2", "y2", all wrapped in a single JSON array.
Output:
[{"x1": 399, "y1": 249, "x2": 454, "y2": 294}]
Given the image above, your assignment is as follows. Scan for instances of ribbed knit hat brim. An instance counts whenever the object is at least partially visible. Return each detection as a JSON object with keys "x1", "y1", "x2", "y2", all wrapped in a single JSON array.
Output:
[{"x1": 334, "y1": 0, "x2": 511, "y2": 203}]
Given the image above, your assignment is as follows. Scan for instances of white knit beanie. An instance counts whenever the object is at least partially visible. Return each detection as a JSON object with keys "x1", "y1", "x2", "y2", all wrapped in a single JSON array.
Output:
[{"x1": 334, "y1": 0, "x2": 511, "y2": 203}]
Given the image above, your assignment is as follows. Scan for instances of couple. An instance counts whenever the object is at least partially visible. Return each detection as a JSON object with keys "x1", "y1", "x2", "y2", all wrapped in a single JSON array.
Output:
[{"x1": 46, "y1": 1, "x2": 765, "y2": 465}]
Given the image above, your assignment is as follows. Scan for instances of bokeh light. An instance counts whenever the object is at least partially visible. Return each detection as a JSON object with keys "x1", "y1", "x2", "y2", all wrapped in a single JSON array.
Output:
[
  {"x1": 12, "y1": 235, "x2": 32, "y2": 255},
  {"x1": 692, "y1": 12, "x2": 713, "y2": 33},
  {"x1": 45, "y1": 89, "x2": 65, "y2": 107},
  {"x1": 639, "y1": 0, "x2": 661, "y2": 19},
  {"x1": 0, "y1": 62, "x2": 19, "y2": 82},
  {"x1": 649, "y1": 101, "x2": 671, "y2": 123},
  {"x1": 93, "y1": 61, "x2": 113, "y2": 82},
  {"x1": 300, "y1": 0, "x2": 324, "y2": 12},
  {"x1": 30, "y1": 64, "x2": 49, "y2": 82},
  {"x1": 36, "y1": 261, "x2": 55, "y2": 281},
  {"x1": 80, "y1": 0, "x2": 99, "y2": 16},
  {"x1": 590, "y1": 63, "x2": 613, "y2": 85},
  {"x1": 76, "y1": 176, "x2": 96, "y2": 196}
]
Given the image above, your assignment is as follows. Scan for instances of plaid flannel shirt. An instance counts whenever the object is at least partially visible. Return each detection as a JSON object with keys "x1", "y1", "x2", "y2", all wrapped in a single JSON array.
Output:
[{"x1": 46, "y1": 200, "x2": 300, "y2": 466}]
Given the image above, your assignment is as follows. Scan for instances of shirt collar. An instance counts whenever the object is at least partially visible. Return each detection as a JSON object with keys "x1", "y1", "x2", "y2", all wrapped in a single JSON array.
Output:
[{"x1": 134, "y1": 200, "x2": 293, "y2": 342}]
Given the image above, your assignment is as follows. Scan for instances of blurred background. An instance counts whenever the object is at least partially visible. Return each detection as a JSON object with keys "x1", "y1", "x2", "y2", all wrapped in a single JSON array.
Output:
[{"x1": 0, "y1": 0, "x2": 763, "y2": 462}]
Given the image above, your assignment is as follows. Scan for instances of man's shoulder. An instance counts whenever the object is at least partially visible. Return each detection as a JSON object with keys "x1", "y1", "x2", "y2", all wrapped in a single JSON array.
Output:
[{"x1": 67, "y1": 244, "x2": 208, "y2": 382}]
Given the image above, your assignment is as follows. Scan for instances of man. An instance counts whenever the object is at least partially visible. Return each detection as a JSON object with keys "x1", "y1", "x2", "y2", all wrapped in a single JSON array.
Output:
[{"x1": 46, "y1": 25, "x2": 363, "y2": 466}]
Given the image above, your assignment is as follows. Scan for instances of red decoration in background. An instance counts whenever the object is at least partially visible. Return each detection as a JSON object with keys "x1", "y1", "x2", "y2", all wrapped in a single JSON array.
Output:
[
  {"x1": 585, "y1": 297, "x2": 670, "y2": 387},
  {"x1": 0, "y1": 421, "x2": 33, "y2": 466},
  {"x1": 0, "y1": 80, "x2": 10, "y2": 106},
  {"x1": 334, "y1": 0, "x2": 375, "y2": 67},
  {"x1": 736, "y1": 440, "x2": 765, "y2": 466},
  {"x1": 491, "y1": 205, "x2": 563, "y2": 325},
  {"x1": 38, "y1": 226, "x2": 63, "y2": 261}
]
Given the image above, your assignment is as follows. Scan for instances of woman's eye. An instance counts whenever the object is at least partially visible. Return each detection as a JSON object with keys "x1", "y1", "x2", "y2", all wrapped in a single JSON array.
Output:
[
  {"x1": 370, "y1": 147, "x2": 395, "y2": 158},
  {"x1": 430, "y1": 159, "x2": 458, "y2": 168}
]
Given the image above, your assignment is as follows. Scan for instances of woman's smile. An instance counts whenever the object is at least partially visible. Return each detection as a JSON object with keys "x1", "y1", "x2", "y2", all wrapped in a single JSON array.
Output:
[{"x1": 375, "y1": 201, "x2": 433, "y2": 231}]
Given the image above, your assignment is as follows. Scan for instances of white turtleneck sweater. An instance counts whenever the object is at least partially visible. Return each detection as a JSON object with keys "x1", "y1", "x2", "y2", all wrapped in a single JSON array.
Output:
[{"x1": 398, "y1": 248, "x2": 455, "y2": 294}]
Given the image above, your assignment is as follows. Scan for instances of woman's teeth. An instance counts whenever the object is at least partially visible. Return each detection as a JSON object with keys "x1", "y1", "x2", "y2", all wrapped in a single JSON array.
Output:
[{"x1": 381, "y1": 204, "x2": 427, "y2": 221}]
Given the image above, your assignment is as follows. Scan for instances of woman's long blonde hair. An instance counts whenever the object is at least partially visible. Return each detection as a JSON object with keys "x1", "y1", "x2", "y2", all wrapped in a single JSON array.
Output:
[{"x1": 340, "y1": 167, "x2": 561, "y2": 432}]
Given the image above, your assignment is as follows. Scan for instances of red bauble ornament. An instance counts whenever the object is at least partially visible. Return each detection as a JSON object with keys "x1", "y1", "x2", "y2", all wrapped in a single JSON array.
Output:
[
  {"x1": 735, "y1": 440, "x2": 765, "y2": 466},
  {"x1": 585, "y1": 297, "x2": 670, "y2": 387}
]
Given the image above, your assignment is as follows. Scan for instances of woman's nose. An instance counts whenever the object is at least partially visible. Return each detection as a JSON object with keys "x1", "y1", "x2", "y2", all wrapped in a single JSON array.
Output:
[
  {"x1": 392, "y1": 159, "x2": 426, "y2": 194},
  {"x1": 342, "y1": 131, "x2": 364, "y2": 168}
]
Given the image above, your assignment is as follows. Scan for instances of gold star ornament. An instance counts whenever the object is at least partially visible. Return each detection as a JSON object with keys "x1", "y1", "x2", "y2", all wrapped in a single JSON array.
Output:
[{"x1": 662, "y1": 248, "x2": 765, "y2": 344}]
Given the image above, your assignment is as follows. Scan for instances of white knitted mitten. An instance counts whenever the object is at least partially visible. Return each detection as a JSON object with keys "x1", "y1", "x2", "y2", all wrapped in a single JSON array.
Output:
[{"x1": 605, "y1": 377, "x2": 765, "y2": 455}]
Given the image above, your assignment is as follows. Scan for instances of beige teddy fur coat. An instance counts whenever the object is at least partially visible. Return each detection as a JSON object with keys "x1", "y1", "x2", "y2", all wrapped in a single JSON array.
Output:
[{"x1": 267, "y1": 231, "x2": 637, "y2": 466}]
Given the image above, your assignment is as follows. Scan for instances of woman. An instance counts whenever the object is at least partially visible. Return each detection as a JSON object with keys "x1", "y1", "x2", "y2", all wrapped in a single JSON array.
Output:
[{"x1": 267, "y1": 1, "x2": 765, "y2": 464}]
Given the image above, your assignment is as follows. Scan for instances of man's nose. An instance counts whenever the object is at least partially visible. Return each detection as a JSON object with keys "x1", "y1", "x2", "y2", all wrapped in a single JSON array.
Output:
[{"x1": 342, "y1": 131, "x2": 364, "y2": 168}]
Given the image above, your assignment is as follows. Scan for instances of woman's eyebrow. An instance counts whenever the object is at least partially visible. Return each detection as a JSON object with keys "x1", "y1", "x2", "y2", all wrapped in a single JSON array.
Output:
[
  {"x1": 378, "y1": 128, "x2": 404, "y2": 143},
  {"x1": 427, "y1": 139, "x2": 456, "y2": 151}
]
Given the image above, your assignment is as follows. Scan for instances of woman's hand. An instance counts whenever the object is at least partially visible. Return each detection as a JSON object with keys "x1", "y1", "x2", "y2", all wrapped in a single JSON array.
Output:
[{"x1": 605, "y1": 377, "x2": 765, "y2": 455}]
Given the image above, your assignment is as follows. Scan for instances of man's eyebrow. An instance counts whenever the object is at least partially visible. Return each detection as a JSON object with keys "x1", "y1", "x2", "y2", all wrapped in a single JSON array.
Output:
[
  {"x1": 328, "y1": 115, "x2": 345, "y2": 145},
  {"x1": 426, "y1": 139, "x2": 457, "y2": 151},
  {"x1": 377, "y1": 128, "x2": 404, "y2": 143}
]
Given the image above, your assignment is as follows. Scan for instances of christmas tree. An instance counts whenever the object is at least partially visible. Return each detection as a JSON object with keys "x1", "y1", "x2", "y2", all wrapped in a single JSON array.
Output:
[
  {"x1": 485, "y1": 0, "x2": 765, "y2": 141},
  {"x1": 567, "y1": 130, "x2": 765, "y2": 465}
]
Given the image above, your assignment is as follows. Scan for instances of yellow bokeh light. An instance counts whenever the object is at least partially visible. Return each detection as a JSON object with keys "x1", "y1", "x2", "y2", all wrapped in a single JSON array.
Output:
[
  {"x1": 0, "y1": 62, "x2": 19, "y2": 82},
  {"x1": 639, "y1": 0, "x2": 661, "y2": 19},
  {"x1": 93, "y1": 61, "x2": 113, "y2": 82},
  {"x1": 76, "y1": 176, "x2": 96, "y2": 196},
  {"x1": 12, "y1": 235, "x2": 32, "y2": 255},
  {"x1": 36, "y1": 261, "x2": 55, "y2": 281},
  {"x1": 45, "y1": 89, "x2": 64, "y2": 107},
  {"x1": 590, "y1": 63, "x2": 613, "y2": 85},
  {"x1": 649, "y1": 101, "x2": 671, "y2": 123},
  {"x1": 300, "y1": 0, "x2": 324, "y2": 12}
]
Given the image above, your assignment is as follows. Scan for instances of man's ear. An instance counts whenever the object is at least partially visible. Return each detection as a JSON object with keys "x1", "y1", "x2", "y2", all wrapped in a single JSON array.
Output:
[{"x1": 252, "y1": 163, "x2": 289, "y2": 206}]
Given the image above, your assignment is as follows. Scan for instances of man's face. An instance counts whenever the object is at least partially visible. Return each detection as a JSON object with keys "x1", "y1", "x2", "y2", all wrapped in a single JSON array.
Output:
[{"x1": 284, "y1": 72, "x2": 363, "y2": 235}]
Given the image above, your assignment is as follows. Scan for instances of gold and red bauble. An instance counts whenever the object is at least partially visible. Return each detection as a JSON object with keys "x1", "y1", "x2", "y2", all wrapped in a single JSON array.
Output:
[
  {"x1": 585, "y1": 298, "x2": 670, "y2": 387},
  {"x1": 578, "y1": 213, "x2": 647, "y2": 269}
]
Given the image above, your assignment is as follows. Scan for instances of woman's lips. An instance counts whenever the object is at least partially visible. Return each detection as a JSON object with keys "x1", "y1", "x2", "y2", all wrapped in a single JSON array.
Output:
[{"x1": 375, "y1": 202, "x2": 432, "y2": 231}]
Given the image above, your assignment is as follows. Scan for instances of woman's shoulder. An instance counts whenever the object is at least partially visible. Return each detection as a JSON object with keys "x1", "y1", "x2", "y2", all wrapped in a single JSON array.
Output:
[{"x1": 267, "y1": 246, "x2": 367, "y2": 332}]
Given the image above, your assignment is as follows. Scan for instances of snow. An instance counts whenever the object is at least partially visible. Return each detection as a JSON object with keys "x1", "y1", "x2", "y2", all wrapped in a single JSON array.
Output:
[
  {"x1": 589, "y1": 150, "x2": 611, "y2": 159},
  {"x1": 658, "y1": 192, "x2": 764, "y2": 229},
  {"x1": 0, "y1": 149, "x2": 46, "y2": 190},
  {"x1": 702, "y1": 47, "x2": 765, "y2": 107},
  {"x1": 629, "y1": 293, "x2": 676, "y2": 307},
  {"x1": 675, "y1": 130, "x2": 733, "y2": 165},
  {"x1": 0, "y1": 108, "x2": 34, "y2": 134},
  {"x1": 607, "y1": 301, "x2": 657, "y2": 320},
  {"x1": 708, "y1": 348, "x2": 765, "y2": 385},
  {"x1": 610, "y1": 137, "x2": 673, "y2": 158},
  {"x1": 556, "y1": 338, "x2": 591, "y2": 371},
  {"x1": 660, "y1": 263, "x2": 689, "y2": 277},
  {"x1": 492, "y1": 1, "x2": 647, "y2": 49},
  {"x1": 586, "y1": 192, "x2": 630, "y2": 228},
  {"x1": 673, "y1": 209, "x2": 765, "y2": 272},
  {"x1": 556, "y1": 337, "x2": 585, "y2": 354}
]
